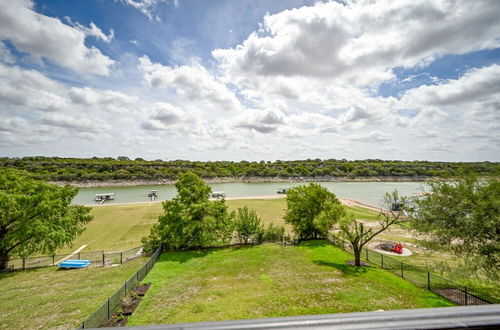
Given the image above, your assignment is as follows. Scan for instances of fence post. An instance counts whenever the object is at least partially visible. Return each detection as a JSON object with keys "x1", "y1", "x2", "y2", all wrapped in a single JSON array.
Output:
[
  {"x1": 427, "y1": 272, "x2": 431, "y2": 290},
  {"x1": 465, "y1": 286, "x2": 468, "y2": 306},
  {"x1": 78, "y1": 252, "x2": 80, "y2": 260},
  {"x1": 107, "y1": 298, "x2": 110, "y2": 319},
  {"x1": 365, "y1": 249, "x2": 369, "y2": 261},
  {"x1": 381, "y1": 254, "x2": 384, "y2": 268},
  {"x1": 102, "y1": 252, "x2": 105, "y2": 266},
  {"x1": 400, "y1": 262, "x2": 404, "y2": 278},
  {"x1": 22, "y1": 258, "x2": 26, "y2": 270},
  {"x1": 52, "y1": 255, "x2": 55, "y2": 266},
  {"x1": 82, "y1": 321, "x2": 85, "y2": 329},
  {"x1": 120, "y1": 252, "x2": 123, "y2": 264},
  {"x1": 125, "y1": 281, "x2": 127, "y2": 293}
]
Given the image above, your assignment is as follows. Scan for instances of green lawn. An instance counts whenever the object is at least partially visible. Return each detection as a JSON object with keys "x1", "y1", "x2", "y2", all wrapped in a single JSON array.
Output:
[
  {"x1": 128, "y1": 241, "x2": 452, "y2": 326},
  {"x1": 60, "y1": 199, "x2": 374, "y2": 253},
  {"x1": 0, "y1": 257, "x2": 147, "y2": 329}
]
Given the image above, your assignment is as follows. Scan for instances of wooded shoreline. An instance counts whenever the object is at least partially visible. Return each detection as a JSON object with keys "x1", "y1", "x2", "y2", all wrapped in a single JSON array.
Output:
[{"x1": 53, "y1": 175, "x2": 431, "y2": 188}]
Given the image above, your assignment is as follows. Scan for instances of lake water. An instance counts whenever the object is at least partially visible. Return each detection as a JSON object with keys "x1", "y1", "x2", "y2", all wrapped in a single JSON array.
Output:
[{"x1": 73, "y1": 181, "x2": 427, "y2": 207}]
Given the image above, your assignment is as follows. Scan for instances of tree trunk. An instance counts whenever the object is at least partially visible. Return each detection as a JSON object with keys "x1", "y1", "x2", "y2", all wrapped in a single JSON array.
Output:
[
  {"x1": 0, "y1": 250, "x2": 9, "y2": 270},
  {"x1": 352, "y1": 244, "x2": 361, "y2": 267}
]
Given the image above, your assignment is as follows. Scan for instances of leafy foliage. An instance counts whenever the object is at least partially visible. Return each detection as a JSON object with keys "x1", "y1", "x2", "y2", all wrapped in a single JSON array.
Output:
[
  {"x1": 408, "y1": 175, "x2": 500, "y2": 269},
  {"x1": 0, "y1": 170, "x2": 92, "y2": 269},
  {"x1": 284, "y1": 183, "x2": 345, "y2": 239},
  {"x1": 1, "y1": 156, "x2": 498, "y2": 182},
  {"x1": 142, "y1": 172, "x2": 234, "y2": 252},
  {"x1": 234, "y1": 206, "x2": 263, "y2": 244},
  {"x1": 262, "y1": 223, "x2": 285, "y2": 243}
]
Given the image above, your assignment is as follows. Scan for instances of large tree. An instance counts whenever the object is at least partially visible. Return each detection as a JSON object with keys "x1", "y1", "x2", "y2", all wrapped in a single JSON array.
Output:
[
  {"x1": 338, "y1": 190, "x2": 407, "y2": 267},
  {"x1": 142, "y1": 171, "x2": 234, "y2": 252},
  {"x1": 0, "y1": 170, "x2": 92, "y2": 269},
  {"x1": 284, "y1": 183, "x2": 345, "y2": 239},
  {"x1": 408, "y1": 175, "x2": 499, "y2": 268}
]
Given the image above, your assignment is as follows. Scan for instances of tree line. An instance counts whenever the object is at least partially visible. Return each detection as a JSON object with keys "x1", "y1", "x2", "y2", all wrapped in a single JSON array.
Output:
[{"x1": 0, "y1": 157, "x2": 498, "y2": 182}]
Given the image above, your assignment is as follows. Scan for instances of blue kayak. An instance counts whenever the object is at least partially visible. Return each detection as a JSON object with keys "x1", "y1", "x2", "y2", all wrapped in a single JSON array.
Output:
[{"x1": 59, "y1": 259, "x2": 91, "y2": 269}]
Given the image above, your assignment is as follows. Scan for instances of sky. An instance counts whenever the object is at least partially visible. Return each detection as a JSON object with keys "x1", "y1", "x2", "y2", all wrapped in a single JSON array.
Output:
[{"x1": 0, "y1": 0, "x2": 499, "y2": 162}]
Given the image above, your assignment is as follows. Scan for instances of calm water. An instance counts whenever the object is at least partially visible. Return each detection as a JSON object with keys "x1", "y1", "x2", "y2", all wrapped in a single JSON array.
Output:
[{"x1": 72, "y1": 181, "x2": 427, "y2": 207}]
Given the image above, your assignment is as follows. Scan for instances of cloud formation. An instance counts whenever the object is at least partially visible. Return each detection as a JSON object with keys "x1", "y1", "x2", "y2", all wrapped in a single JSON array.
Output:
[{"x1": 0, "y1": 0, "x2": 115, "y2": 75}]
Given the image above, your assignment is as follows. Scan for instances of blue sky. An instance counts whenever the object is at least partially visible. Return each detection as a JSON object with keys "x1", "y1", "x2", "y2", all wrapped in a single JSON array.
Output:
[{"x1": 0, "y1": 0, "x2": 499, "y2": 161}]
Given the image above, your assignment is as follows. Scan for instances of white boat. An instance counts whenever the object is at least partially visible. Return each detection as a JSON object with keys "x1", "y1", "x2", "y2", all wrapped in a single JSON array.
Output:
[{"x1": 211, "y1": 191, "x2": 226, "y2": 198}]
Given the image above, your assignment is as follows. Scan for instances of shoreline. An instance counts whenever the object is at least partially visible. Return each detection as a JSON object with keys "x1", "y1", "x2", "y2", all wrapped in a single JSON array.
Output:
[
  {"x1": 54, "y1": 175, "x2": 431, "y2": 188},
  {"x1": 82, "y1": 195, "x2": 380, "y2": 211}
]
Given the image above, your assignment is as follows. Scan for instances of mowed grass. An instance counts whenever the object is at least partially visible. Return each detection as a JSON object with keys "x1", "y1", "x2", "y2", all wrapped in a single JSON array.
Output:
[
  {"x1": 61, "y1": 199, "x2": 374, "y2": 253},
  {"x1": 128, "y1": 241, "x2": 452, "y2": 326},
  {"x1": 0, "y1": 257, "x2": 147, "y2": 329},
  {"x1": 58, "y1": 203, "x2": 163, "y2": 253}
]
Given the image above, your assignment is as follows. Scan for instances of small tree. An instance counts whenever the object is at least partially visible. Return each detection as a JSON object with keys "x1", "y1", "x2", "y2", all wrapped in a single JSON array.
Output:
[
  {"x1": 284, "y1": 183, "x2": 345, "y2": 239},
  {"x1": 234, "y1": 206, "x2": 263, "y2": 244},
  {"x1": 408, "y1": 175, "x2": 499, "y2": 269},
  {"x1": 338, "y1": 190, "x2": 407, "y2": 267},
  {"x1": 0, "y1": 170, "x2": 93, "y2": 269},
  {"x1": 142, "y1": 171, "x2": 234, "y2": 251}
]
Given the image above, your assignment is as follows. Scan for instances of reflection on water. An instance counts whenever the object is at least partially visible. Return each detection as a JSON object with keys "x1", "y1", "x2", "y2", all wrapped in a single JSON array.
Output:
[{"x1": 72, "y1": 181, "x2": 427, "y2": 207}]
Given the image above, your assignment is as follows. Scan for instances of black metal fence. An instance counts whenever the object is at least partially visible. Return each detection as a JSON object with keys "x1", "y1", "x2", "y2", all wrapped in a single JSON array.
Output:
[
  {"x1": 79, "y1": 245, "x2": 162, "y2": 329},
  {"x1": 6, "y1": 246, "x2": 143, "y2": 270},
  {"x1": 329, "y1": 237, "x2": 493, "y2": 305}
]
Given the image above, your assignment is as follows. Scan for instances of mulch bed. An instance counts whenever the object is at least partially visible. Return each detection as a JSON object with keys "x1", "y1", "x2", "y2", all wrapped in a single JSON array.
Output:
[
  {"x1": 104, "y1": 283, "x2": 151, "y2": 327},
  {"x1": 433, "y1": 288, "x2": 489, "y2": 305}
]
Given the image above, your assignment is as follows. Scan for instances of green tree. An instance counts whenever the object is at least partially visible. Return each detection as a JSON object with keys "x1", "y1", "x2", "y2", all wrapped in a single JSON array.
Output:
[
  {"x1": 408, "y1": 175, "x2": 499, "y2": 268},
  {"x1": 142, "y1": 171, "x2": 233, "y2": 251},
  {"x1": 234, "y1": 206, "x2": 263, "y2": 244},
  {"x1": 284, "y1": 183, "x2": 345, "y2": 239},
  {"x1": 338, "y1": 190, "x2": 407, "y2": 267},
  {"x1": 0, "y1": 170, "x2": 92, "y2": 269}
]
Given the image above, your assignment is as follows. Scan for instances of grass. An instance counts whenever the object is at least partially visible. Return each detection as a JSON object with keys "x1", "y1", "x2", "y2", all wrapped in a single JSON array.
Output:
[
  {"x1": 57, "y1": 199, "x2": 498, "y2": 302},
  {"x1": 128, "y1": 241, "x2": 452, "y2": 326},
  {"x1": 60, "y1": 199, "x2": 374, "y2": 253},
  {"x1": 0, "y1": 257, "x2": 147, "y2": 329}
]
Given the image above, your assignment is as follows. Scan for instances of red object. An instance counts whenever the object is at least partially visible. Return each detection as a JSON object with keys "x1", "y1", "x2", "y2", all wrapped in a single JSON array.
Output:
[{"x1": 392, "y1": 243, "x2": 403, "y2": 254}]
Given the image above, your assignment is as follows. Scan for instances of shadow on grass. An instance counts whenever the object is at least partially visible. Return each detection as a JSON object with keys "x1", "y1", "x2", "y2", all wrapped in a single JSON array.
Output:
[{"x1": 313, "y1": 260, "x2": 368, "y2": 276}]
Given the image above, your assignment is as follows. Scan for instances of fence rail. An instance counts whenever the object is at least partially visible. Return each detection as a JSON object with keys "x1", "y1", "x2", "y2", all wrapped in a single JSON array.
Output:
[
  {"x1": 328, "y1": 237, "x2": 493, "y2": 305},
  {"x1": 6, "y1": 246, "x2": 143, "y2": 271},
  {"x1": 79, "y1": 245, "x2": 162, "y2": 329}
]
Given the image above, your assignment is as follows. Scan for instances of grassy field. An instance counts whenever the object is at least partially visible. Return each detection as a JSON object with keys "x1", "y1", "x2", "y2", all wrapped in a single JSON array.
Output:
[
  {"x1": 0, "y1": 257, "x2": 147, "y2": 329},
  {"x1": 60, "y1": 199, "x2": 376, "y2": 253},
  {"x1": 128, "y1": 241, "x2": 452, "y2": 326},
  {"x1": 58, "y1": 199, "x2": 498, "y2": 303}
]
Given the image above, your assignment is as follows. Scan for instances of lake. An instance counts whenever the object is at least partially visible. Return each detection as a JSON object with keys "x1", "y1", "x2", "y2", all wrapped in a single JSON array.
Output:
[{"x1": 73, "y1": 181, "x2": 427, "y2": 207}]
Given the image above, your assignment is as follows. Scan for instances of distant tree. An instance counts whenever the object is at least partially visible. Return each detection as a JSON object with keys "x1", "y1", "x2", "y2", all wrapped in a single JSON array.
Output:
[
  {"x1": 234, "y1": 206, "x2": 263, "y2": 244},
  {"x1": 116, "y1": 156, "x2": 130, "y2": 161},
  {"x1": 0, "y1": 170, "x2": 92, "y2": 269},
  {"x1": 142, "y1": 171, "x2": 233, "y2": 252},
  {"x1": 338, "y1": 190, "x2": 407, "y2": 267},
  {"x1": 408, "y1": 175, "x2": 499, "y2": 269},
  {"x1": 284, "y1": 183, "x2": 345, "y2": 239}
]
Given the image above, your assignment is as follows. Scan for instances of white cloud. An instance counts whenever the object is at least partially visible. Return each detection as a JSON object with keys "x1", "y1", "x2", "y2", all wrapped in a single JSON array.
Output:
[
  {"x1": 213, "y1": 0, "x2": 500, "y2": 87},
  {"x1": 120, "y1": 0, "x2": 167, "y2": 21},
  {"x1": 65, "y1": 17, "x2": 115, "y2": 43},
  {"x1": 138, "y1": 55, "x2": 241, "y2": 111},
  {"x1": 0, "y1": 0, "x2": 115, "y2": 75}
]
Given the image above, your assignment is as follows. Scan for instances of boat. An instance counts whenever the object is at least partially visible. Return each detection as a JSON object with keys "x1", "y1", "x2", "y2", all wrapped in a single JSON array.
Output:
[
  {"x1": 277, "y1": 188, "x2": 288, "y2": 194},
  {"x1": 211, "y1": 191, "x2": 226, "y2": 198},
  {"x1": 147, "y1": 190, "x2": 159, "y2": 198},
  {"x1": 95, "y1": 193, "x2": 115, "y2": 205},
  {"x1": 147, "y1": 190, "x2": 159, "y2": 201}
]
